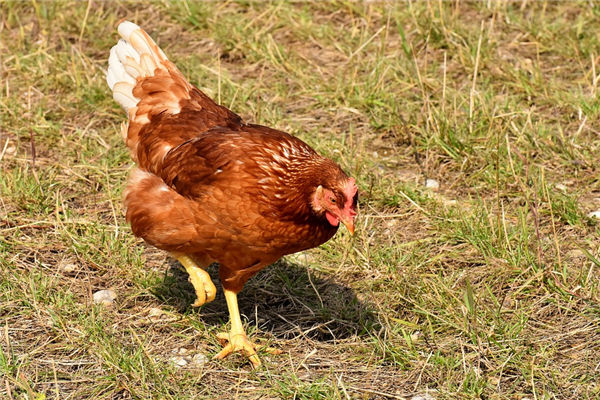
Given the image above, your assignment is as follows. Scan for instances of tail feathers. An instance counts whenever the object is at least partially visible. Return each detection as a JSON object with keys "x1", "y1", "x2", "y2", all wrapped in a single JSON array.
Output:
[
  {"x1": 107, "y1": 21, "x2": 244, "y2": 173},
  {"x1": 107, "y1": 21, "x2": 170, "y2": 95},
  {"x1": 107, "y1": 21, "x2": 192, "y2": 161}
]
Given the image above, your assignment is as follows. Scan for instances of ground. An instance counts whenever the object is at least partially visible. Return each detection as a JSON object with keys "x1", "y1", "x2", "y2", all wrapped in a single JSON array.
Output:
[{"x1": 1, "y1": 1, "x2": 600, "y2": 399}]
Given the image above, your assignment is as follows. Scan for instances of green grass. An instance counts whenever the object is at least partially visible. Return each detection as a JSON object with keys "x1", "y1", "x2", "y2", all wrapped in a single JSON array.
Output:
[{"x1": 2, "y1": 1, "x2": 600, "y2": 399}]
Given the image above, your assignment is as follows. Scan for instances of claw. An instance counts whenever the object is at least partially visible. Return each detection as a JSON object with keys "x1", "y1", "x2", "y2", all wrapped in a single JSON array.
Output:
[
  {"x1": 213, "y1": 332, "x2": 281, "y2": 368},
  {"x1": 188, "y1": 268, "x2": 216, "y2": 307},
  {"x1": 173, "y1": 254, "x2": 217, "y2": 307},
  {"x1": 215, "y1": 288, "x2": 282, "y2": 367}
]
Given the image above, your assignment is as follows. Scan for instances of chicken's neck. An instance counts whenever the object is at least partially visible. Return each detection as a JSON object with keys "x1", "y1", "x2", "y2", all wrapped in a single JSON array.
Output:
[{"x1": 269, "y1": 155, "x2": 346, "y2": 226}]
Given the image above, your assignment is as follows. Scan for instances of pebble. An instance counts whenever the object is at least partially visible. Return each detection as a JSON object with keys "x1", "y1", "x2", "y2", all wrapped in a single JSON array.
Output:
[
  {"x1": 411, "y1": 393, "x2": 436, "y2": 400},
  {"x1": 169, "y1": 351, "x2": 207, "y2": 368},
  {"x1": 587, "y1": 211, "x2": 600, "y2": 219},
  {"x1": 148, "y1": 307, "x2": 163, "y2": 318},
  {"x1": 191, "y1": 353, "x2": 208, "y2": 366},
  {"x1": 555, "y1": 183, "x2": 567, "y2": 191},
  {"x1": 425, "y1": 178, "x2": 440, "y2": 190},
  {"x1": 410, "y1": 331, "x2": 422, "y2": 342},
  {"x1": 170, "y1": 356, "x2": 188, "y2": 367},
  {"x1": 59, "y1": 262, "x2": 77, "y2": 273},
  {"x1": 566, "y1": 249, "x2": 585, "y2": 258},
  {"x1": 146, "y1": 307, "x2": 177, "y2": 323},
  {"x1": 93, "y1": 289, "x2": 117, "y2": 306}
]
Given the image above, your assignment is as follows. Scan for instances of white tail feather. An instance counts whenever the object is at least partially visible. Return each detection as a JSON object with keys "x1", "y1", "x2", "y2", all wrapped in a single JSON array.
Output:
[
  {"x1": 106, "y1": 20, "x2": 196, "y2": 165},
  {"x1": 106, "y1": 21, "x2": 169, "y2": 112}
]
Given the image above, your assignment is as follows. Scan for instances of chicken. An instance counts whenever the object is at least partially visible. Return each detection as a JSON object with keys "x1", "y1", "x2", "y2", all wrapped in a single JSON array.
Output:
[{"x1": 106, "y1": 21, "x2": 358, "y2": 367}]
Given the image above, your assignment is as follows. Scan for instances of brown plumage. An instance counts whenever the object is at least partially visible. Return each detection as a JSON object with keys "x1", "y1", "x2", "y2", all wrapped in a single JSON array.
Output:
[{"x1": 107, "y1": 21, "x2": 357, "y2": 366}]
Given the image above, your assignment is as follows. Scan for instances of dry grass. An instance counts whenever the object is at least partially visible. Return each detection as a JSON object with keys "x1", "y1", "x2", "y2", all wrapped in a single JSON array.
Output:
[{"x1": 1, "y1": 1, "x2": 600, "y2": 399}]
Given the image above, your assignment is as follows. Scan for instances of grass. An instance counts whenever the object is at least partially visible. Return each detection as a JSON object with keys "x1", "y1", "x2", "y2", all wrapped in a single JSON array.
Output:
[{"x1": 1, "y1": 0, "x2": 600, "y2": 399}]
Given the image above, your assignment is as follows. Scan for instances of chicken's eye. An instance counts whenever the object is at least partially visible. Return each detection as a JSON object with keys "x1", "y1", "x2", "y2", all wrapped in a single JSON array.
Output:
[{"x1": 330, "y1": 198, "x2": 336, "y2": 204}]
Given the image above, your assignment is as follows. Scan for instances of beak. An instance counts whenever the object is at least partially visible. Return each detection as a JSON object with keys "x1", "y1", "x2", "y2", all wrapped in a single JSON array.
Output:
[{"x1": 341, "y1": 216, "x2": 355, "y2": 235}]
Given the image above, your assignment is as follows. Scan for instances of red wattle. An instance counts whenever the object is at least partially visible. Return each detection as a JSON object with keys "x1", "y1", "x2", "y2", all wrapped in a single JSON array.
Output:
[{"x1": 325, "y1": 211, "x2": 339, "y2": 226}]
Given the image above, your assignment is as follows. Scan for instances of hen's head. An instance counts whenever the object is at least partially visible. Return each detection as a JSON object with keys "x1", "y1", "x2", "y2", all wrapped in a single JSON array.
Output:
[{"x1": 311, "y1": 173, "x2": 358, "y2": 235}]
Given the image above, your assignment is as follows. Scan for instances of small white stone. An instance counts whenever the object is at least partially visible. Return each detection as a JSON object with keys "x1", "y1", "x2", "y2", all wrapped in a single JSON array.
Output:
[
  {"x1": 148, "y1": 307, "x2": 162, "y2": 317},
  {"x1": 93, "y1": 289, "x2": 117, "y2": 305},
  {"x1": 566, "y1": 249, "x2": 585, "y2": 258},
  {"x1": 148, "y1": 308, "x2": 165, "y2": 321},
  {"x1": 191, "y1": 353, "x2": 208, "y2": 366},
  {"x1": 411, "y1": 393, "x2": 436, "y2": 400},
  {"x1": 425, "y1": 178, "x2": 440, "y2": 190},
  {"x1": 587, "y1": 211, "x2": 600, "y2": 219},
  {"x1": 555, "y1": 183, "x2": 567, "y2": 191},
  {"x1": 170, "y1": 356, "x2": 188, "y2": 367},
  {"x1": 59, "y1": 262, "x2": 77, "y2": 273},
  {"x1": 410, "y1": 331, "x2": 422, "y2": 342},
  {"x1": 147, "y1": 307, "x2": 177, "y2": 323}
]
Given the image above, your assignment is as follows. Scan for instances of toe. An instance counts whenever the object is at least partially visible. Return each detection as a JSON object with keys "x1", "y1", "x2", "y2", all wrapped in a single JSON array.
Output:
[
  {"x1": 192, "y1": 299, "x2": 203, "y2": 307},
  {"x1": 189, "y1": 276, "x2": 206, "y2": 306},
  {"x1": 192, "y1": 289, "x2": 206, "y2": 307},
  {"x1": 213, "y1": 333, "x2": 265, "y2": 367},
  {"x1": 263, "y1": 346, "x2": 283, "y2": 355},
  {"x1": 205, "y1": 281, "x2": 217, "y2": 302},
  {"x1": 213, "y1": 343, "x2": 233, "y2": 360},
  {"x1": 247, "y1": 352, "x2": 261, "y2": 368}
]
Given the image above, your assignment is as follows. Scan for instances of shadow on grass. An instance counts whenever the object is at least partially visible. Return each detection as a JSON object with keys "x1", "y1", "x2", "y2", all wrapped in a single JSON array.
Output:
[{"x1": 153, "y1": 258, "x2": 380, "y2": 342}]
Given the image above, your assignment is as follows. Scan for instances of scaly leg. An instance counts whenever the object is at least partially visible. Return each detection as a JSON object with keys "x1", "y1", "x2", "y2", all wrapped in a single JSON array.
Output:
[
  {"x1": 213, "y1": 288, "x2": 281, "y2": 367},
  {"x1": 172, "y1": 254, "x2": 216, "y2": 307}
]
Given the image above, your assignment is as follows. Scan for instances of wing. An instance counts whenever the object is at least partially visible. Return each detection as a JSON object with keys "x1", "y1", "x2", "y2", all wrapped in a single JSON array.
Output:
[
  {"x1": 157, "y1": 123, "x2": 318, "y2": 201},
  {"x1": 158, "y1": 126, "x2": 265, "y2": 199}
]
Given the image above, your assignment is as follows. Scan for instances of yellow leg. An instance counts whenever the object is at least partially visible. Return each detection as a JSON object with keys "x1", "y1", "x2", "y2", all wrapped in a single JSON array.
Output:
[
  {"x1": 173, "y1": 254, "x2": 216, "y2": 307},
  {"x1": 213, "y1": 288, "x2": 281, "y2": 367}
]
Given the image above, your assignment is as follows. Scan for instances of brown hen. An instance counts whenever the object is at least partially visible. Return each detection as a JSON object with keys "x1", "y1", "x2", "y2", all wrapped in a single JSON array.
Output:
[{"x1": 106, "y1": 21, "x2": 358, "y2": 367}]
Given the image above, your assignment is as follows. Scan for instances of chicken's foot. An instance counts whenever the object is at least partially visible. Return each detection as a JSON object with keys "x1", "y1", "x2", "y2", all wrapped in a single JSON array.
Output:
[
  {"x1": 173, "y1": 254, "x2": 216, "y2": 307},
  {"x1": 213, "y1": 288, "x2": 281, "y2": 367}
]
